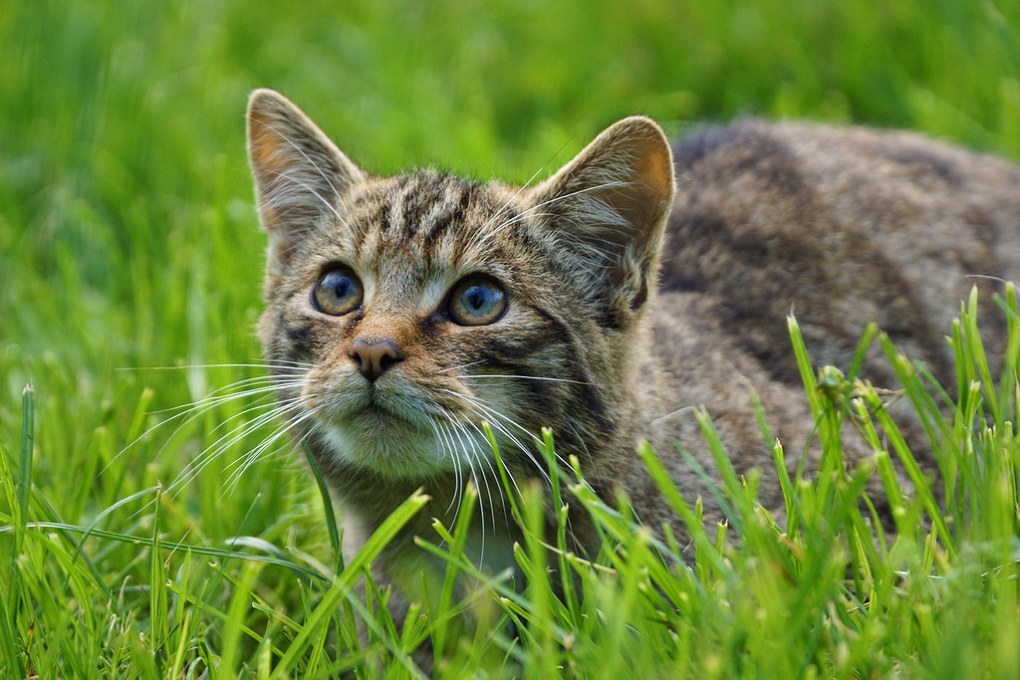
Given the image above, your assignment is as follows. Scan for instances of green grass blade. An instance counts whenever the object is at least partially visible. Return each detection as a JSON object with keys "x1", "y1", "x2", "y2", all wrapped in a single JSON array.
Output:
[
  {"x1": 432, "y1": 482, "x2": 477, "y2": 664},
  {"x1": 148, "y1": 490, "x2": 168, "y2": 673},
  {"x1": 638, "y1": 441, "x2": 725, "y2": 575},
  {"x1": 965, "y1": 287, "x2": 998, "y2": 419},
  {"x1": 0, "y1": 567, "x2": 22, "y2": 678},
  {"x1": 0, "y1": 522, "x2": 327, "y2": 582},
  {"x1": 220, "y1": 561, "x2": 263, "y2": 677},
  {"x1": 271, "y1": 490, "x2": 429, "y2": 677},
  {"x1": 303, "y1": 442, "x2": 344, "y2": 575},
  {"x1": 16, "y1": 385, "x2": 34, "y2": 557}
]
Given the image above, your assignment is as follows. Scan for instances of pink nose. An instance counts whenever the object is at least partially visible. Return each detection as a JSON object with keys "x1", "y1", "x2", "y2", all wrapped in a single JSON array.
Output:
[{"x1": 349, "y1": 338, "x2": 402, "y2": 381}]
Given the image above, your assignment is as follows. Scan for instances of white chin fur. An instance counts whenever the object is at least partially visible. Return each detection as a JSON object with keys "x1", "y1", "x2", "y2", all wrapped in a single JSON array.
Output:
[
  {"x1": 308, "y1": 373, "x2": 503, "y2": 480},
  {"x1": 318, "y1": 418, "x2": 472, "y2": 480}
]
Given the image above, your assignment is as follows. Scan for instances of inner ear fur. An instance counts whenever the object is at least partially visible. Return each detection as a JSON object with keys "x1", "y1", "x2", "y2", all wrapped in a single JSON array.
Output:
[
  {"x1": 246, "y1": 89, "x2": 366, "y2": 271},
  {"x1": 528, "y1": 116, "x2": 675, "y2": 326}
]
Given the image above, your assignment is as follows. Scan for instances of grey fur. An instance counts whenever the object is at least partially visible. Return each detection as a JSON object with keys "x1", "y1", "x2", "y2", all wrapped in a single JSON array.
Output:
[{"x1": 246, "y1": 90, "x2": 1020, "y2": 580}]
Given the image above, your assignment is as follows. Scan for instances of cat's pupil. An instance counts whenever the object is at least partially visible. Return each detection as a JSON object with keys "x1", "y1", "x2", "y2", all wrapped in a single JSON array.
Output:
[
  {"x1": 328, "y1": 275, "x2": 352, "y2": 299},
  {"x1": 465, "y1": 286, "x2": 486, "y2": 310}
]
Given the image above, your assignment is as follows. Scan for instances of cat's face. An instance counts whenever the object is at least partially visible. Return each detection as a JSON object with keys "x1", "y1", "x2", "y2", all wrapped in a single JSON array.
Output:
[{"x1": 246, "y1": 89, "x2": 674, "y2": 482}]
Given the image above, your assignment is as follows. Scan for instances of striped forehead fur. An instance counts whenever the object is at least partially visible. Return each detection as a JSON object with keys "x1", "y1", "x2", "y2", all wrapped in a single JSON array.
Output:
[{"x1": 344, "y1": 172, "x2": 521, "y2": 267}]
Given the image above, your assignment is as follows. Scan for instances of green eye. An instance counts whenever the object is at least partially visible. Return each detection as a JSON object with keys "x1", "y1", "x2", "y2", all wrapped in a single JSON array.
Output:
[
  {"x1": 448, "y1": 277, "x2": 508, "y2": 326},
  {"x1": 312, "y1": 267, "x2": 363, "y2": 316}
]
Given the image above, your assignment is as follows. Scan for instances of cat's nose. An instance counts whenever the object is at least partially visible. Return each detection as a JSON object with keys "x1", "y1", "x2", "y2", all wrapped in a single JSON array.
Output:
[{"x1": 349, "y1": 338, "x2": 403, "y2": 381}]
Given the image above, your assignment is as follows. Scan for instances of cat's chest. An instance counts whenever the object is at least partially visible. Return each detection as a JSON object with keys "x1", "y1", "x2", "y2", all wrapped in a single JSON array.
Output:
[
  {"x1": 377, "y1": 516, "x2": 523, "y2": 596},
  {"x1": 460, "y1": 525, "x2": 521, "y2": 581}
]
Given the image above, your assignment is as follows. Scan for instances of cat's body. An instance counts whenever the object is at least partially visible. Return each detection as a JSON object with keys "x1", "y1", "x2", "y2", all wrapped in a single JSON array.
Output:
[
  {"x1": 246, "y1": 89, "x2": 1020, "y2": 579},
  {"x1": 650, "y1": 120, "x2": 1020, "y2": 524}
]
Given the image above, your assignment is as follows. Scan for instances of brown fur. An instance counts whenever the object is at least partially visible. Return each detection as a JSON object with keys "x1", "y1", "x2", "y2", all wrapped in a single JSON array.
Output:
[{"x1": 246, "y1": 89, "x2": 1020, "y2": 576}]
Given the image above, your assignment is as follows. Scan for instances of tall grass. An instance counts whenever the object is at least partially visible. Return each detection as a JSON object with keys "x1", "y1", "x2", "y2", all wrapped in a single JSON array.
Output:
[
  {"x1": 2, "y1": 293, "x2": 1018, "y2": 677},
  {"x1": 1, "y1": 0, "x2": 1019, "y2": 676}
]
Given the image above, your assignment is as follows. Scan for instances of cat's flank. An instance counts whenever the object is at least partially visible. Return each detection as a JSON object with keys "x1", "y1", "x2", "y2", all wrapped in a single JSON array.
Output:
[{"x1": 246, "y1": 88, "x2": 1020, "y2": 576}]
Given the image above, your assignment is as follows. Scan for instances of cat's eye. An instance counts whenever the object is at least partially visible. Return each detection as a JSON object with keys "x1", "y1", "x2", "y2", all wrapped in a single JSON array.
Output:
[
  {"x1": 448, "y1": 277, "x2": 508, "y2": 326},
  {"x1": 312, "y1": 267, "x2": 363, "y2": 316}
]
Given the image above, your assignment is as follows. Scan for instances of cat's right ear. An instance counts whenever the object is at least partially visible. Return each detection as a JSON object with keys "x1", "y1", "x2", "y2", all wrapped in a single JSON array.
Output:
[
  {"x1": 246, "y1": 89, "x2": 366, "y2": 273},
  {"x1": 528, "y1": 116, "x2": 675, "y2": 328}
]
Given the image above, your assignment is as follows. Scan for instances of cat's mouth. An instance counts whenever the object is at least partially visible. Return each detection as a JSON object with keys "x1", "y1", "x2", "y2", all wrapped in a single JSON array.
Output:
[
  {"x1": 313, "y1": 380, "x2": 446, "y2": 431},
  {"x1": 304, "y1": 374, "x2": 476, "y2": 475},
  {"x1": 351, "y1": 401, "x2": 409, "y2": 425}
]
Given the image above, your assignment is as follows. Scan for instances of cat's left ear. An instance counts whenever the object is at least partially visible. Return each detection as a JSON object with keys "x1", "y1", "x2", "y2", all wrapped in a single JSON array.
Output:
[{"x1": 528, "y1": 116, "x2": 674, "y2": 328}]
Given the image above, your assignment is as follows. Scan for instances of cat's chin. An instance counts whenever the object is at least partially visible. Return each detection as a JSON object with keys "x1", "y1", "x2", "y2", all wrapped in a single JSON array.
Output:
[{"x1": 316, "y1": 415, "x2": 456, "y2": 480}]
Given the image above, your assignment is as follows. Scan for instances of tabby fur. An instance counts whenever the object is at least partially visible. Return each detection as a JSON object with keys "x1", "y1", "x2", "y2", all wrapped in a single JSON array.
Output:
[{"x1": 246, "y1": 89, "x2": 1020, "y2": 577}]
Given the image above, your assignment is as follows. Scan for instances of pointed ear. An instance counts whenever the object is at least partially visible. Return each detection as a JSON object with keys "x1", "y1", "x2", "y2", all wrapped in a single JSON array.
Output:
[
  {"x1": 246, "y1": 89, "x2": 366, "y2": 272},
  {"x1": 528, "y1": 116, "x2": 674, "y2": 328}
]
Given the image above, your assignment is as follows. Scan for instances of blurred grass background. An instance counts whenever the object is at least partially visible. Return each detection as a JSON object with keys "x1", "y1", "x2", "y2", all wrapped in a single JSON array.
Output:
[
  {"x1": 4, "y1": 0, "x2": 1020, "y2": 410},
  {"x1": 1, "y1": 0, "x2": 1019, "y2": 675},
  {"x1": 4, "y1": 0, "x2": 1020, "y2": 391}
]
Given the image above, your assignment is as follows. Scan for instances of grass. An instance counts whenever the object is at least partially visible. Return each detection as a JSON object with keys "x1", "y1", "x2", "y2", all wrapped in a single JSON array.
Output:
[{"x1": 1, "y1": 0, "x2": 1019, "y2": 676}]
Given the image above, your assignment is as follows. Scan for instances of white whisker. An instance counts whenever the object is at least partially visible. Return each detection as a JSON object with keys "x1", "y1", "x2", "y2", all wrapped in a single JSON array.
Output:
[
  {"x1": 257, "y1": 121, "x2": 356, "y2": 228},
  {"x1": 106, "y1": 371, "x2": 308, "y2": 476},
  {"x1": 481, "y1": 180, "x2": 627, "y2": 244},
  {"x1": 463, "y1": 373, "x2": 596, "y2": 387},
  {"x1": 477, "y1": 163, "x2": 550, "y2": 237},
  {"x1": 117, "y1": 361, "x2": 314, "y2": 373},
  {"x1": 224, "y1": 405, "x2": 323, "y2": 492},
  {"x1": 435, "y1": 388, "x2": 551, "y2": 488},
  {"x1": 166, "y1": 393, "x2": 310, "y2": 496},
  {"x1": 434, "y1": 360, "x2": 488, "y2": 375}
]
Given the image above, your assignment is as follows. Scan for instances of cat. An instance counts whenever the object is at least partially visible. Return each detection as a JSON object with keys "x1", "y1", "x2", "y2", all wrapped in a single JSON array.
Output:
[{"x1": 245, "y1": 88, "x2": 1020, "y2": 583}]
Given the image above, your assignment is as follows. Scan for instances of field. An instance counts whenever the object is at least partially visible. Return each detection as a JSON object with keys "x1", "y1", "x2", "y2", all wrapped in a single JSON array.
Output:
[{"x1": 2, "y1": 1, "x2": 1019, "y2": 677}]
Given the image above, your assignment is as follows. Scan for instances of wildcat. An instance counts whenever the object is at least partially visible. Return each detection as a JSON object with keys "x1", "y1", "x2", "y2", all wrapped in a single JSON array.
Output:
[{"x1": 245, "y1": 88, "x2": 1020, "y2": 580}]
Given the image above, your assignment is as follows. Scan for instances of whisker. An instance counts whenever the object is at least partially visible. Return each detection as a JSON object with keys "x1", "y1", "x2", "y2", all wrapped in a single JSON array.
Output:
[
  {"x1": 441, "y1": 387, "x2": 594, "y2": 505},
  {"x1": 450, "y1": 414, "x2": 505, "y2": 537},
  {"x1": 440, "y1": 423, "x2": 466, "y2": 536},
  {"x1": 434, "y1": 387, "x2": 552, "y2": 489},
  {"x1": 565, "y1": 419, "x2": 596, "y2": 469},
  {"x1": 481, "y1": 180, "x2": 628, "y2": 244},
  {"x1": 434, "y1": 360, "x2": 488, "y2": 375},
  {"x1": 462, "y1": 373, "x2": 596, "y2": 386},
  {"x1": 151, "y1": 378, "x2": 306, "y2": 417},
  {"x1": 464, "y1": 417, "x2": 524, "y2": 501},
  {"x1": 105, "y1": 376, "x2": 307, "y2": 475},
  {"x1": 225, "y1": 405, "x2": 323, "y2": 492},
  {"x1": 117, "y1": 361, "x2": 313, "y2": 373},
  {"x1": 257, "y1": 121, "x2": 355, "y2": 228},
  {"x1": 167, "y1": 396, "x2": 309, "y2": 496},
  {"x1": 477, "y1": 163, "x2": 551, "y2": 237},
  {"x1": 459, "y1": 416, "x2": 511, "y2": 531},
  {"x1": 138, "y1": 382, "x2": 302, "y2": 451},
  {"x1": 429, "y1": 420, "x2": 460, "y2": 518}
]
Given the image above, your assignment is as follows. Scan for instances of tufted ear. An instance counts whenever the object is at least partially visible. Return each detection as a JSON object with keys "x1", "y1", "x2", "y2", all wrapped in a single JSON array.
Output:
[
  {"x1": 527, "y1": 116, "x2": 675, "y2": 328},
  {"x1": 246, "y1": 89, "x2": 366, "y2": 274}
]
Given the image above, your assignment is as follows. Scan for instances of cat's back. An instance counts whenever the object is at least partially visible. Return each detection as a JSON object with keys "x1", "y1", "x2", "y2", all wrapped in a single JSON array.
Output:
[{"x1": 659, "y1": 120, "x2": 1020, "y2": 385}]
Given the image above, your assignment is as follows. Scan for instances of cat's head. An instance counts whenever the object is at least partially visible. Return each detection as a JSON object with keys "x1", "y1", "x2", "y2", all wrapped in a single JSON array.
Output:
[{"x1": 246, "y1": 89, "x2": 673, "y2": 482}]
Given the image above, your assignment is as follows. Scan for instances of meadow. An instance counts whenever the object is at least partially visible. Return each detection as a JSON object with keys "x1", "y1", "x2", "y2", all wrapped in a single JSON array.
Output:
[{"x1": 1, "y1": 1, "x2": 1019, "y2": 677}]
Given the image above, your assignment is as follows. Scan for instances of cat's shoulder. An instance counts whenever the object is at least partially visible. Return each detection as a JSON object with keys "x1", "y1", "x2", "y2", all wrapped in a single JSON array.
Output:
[
  {"x1": 657, "y1": 117, "x2": 1020, "y2": 385},
  {"x1": 671, "y1": 118, "x2": 1020, "y2": 193}
]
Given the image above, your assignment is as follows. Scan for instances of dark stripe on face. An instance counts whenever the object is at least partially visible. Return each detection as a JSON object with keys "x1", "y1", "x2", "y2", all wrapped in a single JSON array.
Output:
[
  {"x1": 353, "y1": 201, "x2": 389, "y2": 261},
  {"x1": 383, "y1": 176, "x2": 414, "y2": 236},
  {"x1": 422, "y1": 181, "x2": 473, "y2": 248},
  {"x1": 532, "y1": 305, "x2": 613, "y2": 432},
  {"x1": 378, "y1": 201, "x2": 392, "y2": 234},
  {"x1": 484, "y1": 337, "x2": 546, "y2": 361},
  {"x1": 284, "y1": 323, "x2": 315, "y2": 361},
  {"x1": 401, "y1": 176, "x2": 440, "y2": 240}
]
